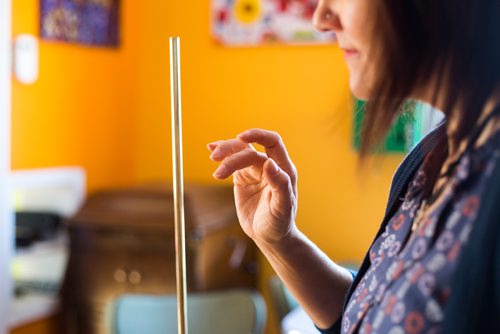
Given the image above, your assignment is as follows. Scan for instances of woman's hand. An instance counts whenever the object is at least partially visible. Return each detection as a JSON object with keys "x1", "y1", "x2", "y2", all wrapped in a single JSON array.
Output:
[{"x1": 208, "y1": 129, "x2": 298, "y2": 245}]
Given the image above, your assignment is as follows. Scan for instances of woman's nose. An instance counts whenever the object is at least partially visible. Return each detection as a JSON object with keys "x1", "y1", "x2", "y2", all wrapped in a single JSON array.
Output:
[{"x1": 312, "y1": 2, "x2": 341, "y2": 32}]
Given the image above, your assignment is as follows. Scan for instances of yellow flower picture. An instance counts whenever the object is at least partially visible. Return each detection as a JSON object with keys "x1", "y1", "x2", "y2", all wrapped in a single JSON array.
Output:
[
  {"x1": 212, "y1": 0, "x2": 336, "y2": 46},
  {"x1": 234, "y1": 0, "x2": 261, "y2": 24}
]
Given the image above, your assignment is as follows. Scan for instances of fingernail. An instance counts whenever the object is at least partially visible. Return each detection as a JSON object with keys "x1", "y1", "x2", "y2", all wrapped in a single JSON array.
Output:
[
  {"x1": 211, "y1": 148, "x2": 222, "y2": 159},
  {"x1": 213, "y1": 165, "x2": 226, "y2": 178}
]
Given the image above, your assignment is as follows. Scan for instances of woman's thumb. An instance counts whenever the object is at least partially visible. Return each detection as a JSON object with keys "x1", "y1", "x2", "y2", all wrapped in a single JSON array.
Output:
[{"x1": 264, "y1": 158, "x2": 291, "y2": 193}]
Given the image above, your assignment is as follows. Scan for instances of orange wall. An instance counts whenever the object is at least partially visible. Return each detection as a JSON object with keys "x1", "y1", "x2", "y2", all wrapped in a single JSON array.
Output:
[
  {"x1": 11, "y1": 0, "x2": 404, "y2": 262},
  {"x1": 136, "y1": 2, "x2": 404, "y2": 333},
  {"x1": 12, "y1": 1, "x2": 405, "y2": 333},
  {"x1": 136, "y1": 1, "x2": 404, "y2": 260},
  {"x1": 11, "y1": 0, "x2": 140, "y2": 191}
]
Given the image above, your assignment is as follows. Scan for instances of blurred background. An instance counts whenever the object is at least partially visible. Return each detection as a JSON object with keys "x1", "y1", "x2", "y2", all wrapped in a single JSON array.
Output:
[{"x1": 1, "y1": 1, "x2": 440, "y2": 334}]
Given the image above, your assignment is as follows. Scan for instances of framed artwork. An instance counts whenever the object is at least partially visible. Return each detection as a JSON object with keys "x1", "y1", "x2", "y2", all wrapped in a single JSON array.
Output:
[
  {"x1": 212, "y1": 0, "x2": 336, "y2": 46},
  {"x1": 40, "y1": 0, "x2": 120, "y2": 47}
]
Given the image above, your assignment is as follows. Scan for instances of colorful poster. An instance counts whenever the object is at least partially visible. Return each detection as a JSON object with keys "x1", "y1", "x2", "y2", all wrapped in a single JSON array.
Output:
[
  {"x1": 40, "y1": 0, "x2": 120, "y2": 47},
  {"x1": 212, "y1": 0, "x2": 336, "y2": 46}
]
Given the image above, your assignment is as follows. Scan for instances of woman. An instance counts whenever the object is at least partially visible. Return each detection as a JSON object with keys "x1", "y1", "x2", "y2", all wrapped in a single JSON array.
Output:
[{"x1": 208, "y1": 0, "x2": 500, "y2": 333}]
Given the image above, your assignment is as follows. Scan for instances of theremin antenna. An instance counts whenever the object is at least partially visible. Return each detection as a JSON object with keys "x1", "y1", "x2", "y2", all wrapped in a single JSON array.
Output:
[{"x1": 170, "y1": 36, "x2": 188, "y2": 334}]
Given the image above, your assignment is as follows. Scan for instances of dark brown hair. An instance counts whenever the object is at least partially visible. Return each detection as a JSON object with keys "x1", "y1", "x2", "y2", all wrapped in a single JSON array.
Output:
[{"x1": 360, "y1": 0, "x2": 500, "y2": 187}]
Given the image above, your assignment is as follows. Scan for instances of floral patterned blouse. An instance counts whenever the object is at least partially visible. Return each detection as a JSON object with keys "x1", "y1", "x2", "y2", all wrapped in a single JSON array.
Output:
[{"x1": 341, "y1": 119, "x2": 500, "y2": 334}]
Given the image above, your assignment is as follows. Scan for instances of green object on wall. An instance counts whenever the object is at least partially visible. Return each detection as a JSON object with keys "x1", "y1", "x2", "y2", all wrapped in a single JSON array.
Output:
[{"x1": 353, "y1": 99, "x2": 425, "y2": 153}]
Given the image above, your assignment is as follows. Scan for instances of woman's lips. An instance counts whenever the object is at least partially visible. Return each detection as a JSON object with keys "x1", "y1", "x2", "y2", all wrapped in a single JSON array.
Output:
[{"x1": 342, "y1": 48, "x2": 360, "y2": 59}]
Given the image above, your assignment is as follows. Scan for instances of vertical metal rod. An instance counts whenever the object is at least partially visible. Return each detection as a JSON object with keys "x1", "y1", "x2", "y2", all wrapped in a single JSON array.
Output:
[{"x1": 170, "y1": 36, "x2": 188, "y2": 334}]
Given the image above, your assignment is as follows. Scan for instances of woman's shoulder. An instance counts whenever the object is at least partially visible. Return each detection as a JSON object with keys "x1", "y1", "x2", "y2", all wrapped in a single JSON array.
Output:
[
  {"x1": 442, "y1": 135, "x2": 500, "y2": 334},
  {"x1": 384, "y1": 123, "x2": 446, "y2": 217}
]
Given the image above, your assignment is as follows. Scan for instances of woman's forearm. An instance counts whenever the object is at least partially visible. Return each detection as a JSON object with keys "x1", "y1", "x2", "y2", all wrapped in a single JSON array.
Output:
[{"x1": 256, "y1": 228, "x2": 353, "y2": 329}]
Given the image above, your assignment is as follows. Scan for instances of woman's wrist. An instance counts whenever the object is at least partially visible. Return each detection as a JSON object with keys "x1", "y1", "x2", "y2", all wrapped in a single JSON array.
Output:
[{"x1": 255, "y1": 225, "x2": 303, "y2": 258}]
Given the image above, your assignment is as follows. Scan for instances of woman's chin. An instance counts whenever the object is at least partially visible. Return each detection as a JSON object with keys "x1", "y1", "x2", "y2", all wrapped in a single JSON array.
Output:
[{"x1": 349, "y1": 81, "x2": 372, "y2": 101}]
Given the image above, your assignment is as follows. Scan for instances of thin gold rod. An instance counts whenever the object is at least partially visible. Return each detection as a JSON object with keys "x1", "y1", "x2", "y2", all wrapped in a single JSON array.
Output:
[{"x1": 170, "y1": 36, "x2": 188, "y2": 334}]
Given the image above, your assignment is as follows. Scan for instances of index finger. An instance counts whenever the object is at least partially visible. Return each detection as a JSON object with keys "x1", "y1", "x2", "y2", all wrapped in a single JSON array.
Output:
[{"x1": 237, "y1": 129, "x2": 296, "y2": 184}]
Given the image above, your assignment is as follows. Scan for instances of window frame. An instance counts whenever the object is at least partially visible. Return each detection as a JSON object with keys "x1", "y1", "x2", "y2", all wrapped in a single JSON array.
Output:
[{"x1": 0, "y1": 0, "x2": 13, "y2": 332}]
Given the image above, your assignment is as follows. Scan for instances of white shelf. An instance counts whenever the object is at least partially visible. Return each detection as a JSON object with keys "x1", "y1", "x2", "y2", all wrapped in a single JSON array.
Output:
[
  {"x1": 9, "y1": 239, "x2": 67, "y2": 329},
  {"x1": 8, "y1": 294, "x2": 58, "y2": 329}
]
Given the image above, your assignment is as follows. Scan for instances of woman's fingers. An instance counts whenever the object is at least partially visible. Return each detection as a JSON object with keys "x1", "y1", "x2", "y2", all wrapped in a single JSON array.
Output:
[
  {"x1": 209, "y1": 138, "x2": 250, "y2": 161},
  {"x1": 207, "y1": 140, "x2": 224, "y2": 152},
  {"x1": 263, "y1": 159, "x2": 295, "y2": 223},
  {"x1": 237, "y1": 129, "x2": 297, "y2": 187},
  {"x1": 213, "y1": 148, "x2": 268, "y2": 179},
  {"x1": 264, "y1": 159, "x2": 293, "y2": 197}
]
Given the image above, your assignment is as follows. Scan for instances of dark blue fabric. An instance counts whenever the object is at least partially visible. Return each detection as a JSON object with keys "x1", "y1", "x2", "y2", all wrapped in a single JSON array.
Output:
[
  {"x1": 441, "y1": 155, "x2": 500, "y2": 334},
  {"x1": 316, "y1": 125, "x2": 445, "y2": 334},
  {"x1": 317, "y1": 122, "x2": 500, "y2": 333}
]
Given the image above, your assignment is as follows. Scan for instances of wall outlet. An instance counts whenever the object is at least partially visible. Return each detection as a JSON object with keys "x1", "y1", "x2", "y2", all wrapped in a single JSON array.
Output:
[{"x1": 14, "y1": 34, "x2": 39, "y2": 85}]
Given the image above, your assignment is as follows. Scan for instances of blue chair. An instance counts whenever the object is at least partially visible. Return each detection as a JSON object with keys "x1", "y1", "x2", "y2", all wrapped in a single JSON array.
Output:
[{"x1": 106, "y1": 289, "x2": 266, "y2": 334}]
